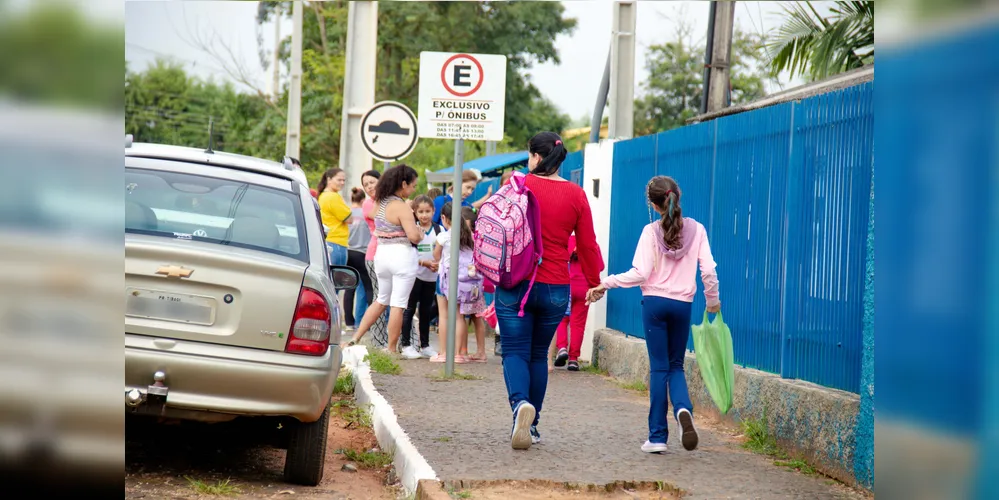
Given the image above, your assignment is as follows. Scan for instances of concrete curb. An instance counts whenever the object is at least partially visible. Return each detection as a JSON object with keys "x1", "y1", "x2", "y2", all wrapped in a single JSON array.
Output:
[
  {"x1": 592, "y1": 329, "x2": 866, "y2": 491},
  {"x1": 342, "y1": 346, "x2": 438, "y2": 494}
]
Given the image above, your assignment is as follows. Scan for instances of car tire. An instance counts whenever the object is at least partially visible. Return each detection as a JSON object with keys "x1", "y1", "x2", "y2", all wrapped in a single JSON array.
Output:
[{"x1": 284, "y1": 406, "x2": 329, "y2": 486}]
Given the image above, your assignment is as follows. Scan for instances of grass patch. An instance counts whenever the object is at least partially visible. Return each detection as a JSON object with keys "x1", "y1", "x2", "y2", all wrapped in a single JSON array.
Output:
[
  {"x1": 618, "y1": 380, "x2": 648, "y2": 392},
  {"x1": 342, "y1": 449, "x2": 393, "y2": 469},
  {"x1": 427, "y1": 370, "x2": 483, "y2": 381},
  {"x1": 186, "y1": 477, "x2": 238, "y2": 495},
  {"x1": 365, "y1": 350, "x2": 402, "y2": 375},
  {"x1": 580, "y1": 362, "x2": 608, "y2": 375},
  {"x1": 332, "y1": 399, "x2": 372, "y2": 428},
  {"x1": 333, "y1": 371, "x2": 355, "y2": 395},
  {"x1": 448, "y1": 488, "x2": 473, "y2": 499},
  {"x1": 774, "y1": 458, "x2": 817, "y2": 475},
  {"x1": 740, "y1": 414, "x2": 786, "y2": 458},
  {"x1": 435, "y1": 436, "x2": 452, "y2": 443}
]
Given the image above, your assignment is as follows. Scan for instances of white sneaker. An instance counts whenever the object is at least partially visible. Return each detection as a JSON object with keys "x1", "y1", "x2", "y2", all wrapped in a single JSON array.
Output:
[
  {"x1": 419, "y1": 346, "x2": 437, "y2": 358},
  {"x1": 400, "y1": 346, "x2": 422, "y2": 360},
  {"x1": 641, "y1": 440, "x2": 668, "y2": 453},
  {"x1": 676, "y1": 408, "x2": 699, "y2": 451}
]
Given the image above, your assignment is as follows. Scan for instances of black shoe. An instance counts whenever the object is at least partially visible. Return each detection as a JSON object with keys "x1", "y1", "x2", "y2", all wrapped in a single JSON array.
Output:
[
  {"x1": 567, "y1": 360, "x2": 579, "y2": 371},
  {"x1": 554, "y1": 348, "x2": 568, "y2": 367}
]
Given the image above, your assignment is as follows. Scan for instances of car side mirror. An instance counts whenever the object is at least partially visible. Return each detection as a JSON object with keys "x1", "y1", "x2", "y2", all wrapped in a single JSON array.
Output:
[{"x1": 330, "y1": 265, "x2": 359, "y2": 291}]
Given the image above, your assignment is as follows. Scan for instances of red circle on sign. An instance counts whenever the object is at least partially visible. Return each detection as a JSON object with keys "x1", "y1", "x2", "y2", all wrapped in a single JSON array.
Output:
[{"x1": 440, "y1": 53, "x2": 484, "y2": 98}]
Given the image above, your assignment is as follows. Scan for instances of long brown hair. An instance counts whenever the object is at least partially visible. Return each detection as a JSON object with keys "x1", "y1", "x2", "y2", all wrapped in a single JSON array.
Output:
[
  {"x1": 440, "y1": 202, "x2": 475, "y2": 250},
  {"x1": 647, "y1": 176, "x2": 684, "y2": 250}
]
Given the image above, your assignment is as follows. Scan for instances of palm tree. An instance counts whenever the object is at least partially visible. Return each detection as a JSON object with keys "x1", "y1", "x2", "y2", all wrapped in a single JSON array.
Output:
[{"x1": 767, "y1": 1, "x2": 874, "y2": 81}]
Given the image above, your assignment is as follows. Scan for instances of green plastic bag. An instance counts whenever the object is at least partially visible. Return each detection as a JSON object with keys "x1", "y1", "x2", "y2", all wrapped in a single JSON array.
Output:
[{"x1": 690, "y1": 310, "x2": 735, "y2": 414}]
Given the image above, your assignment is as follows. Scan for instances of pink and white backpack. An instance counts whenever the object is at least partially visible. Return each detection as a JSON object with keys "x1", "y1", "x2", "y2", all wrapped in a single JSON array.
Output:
[{"x1": 473, "y1": 172, "x2": 543, "y2": 316}]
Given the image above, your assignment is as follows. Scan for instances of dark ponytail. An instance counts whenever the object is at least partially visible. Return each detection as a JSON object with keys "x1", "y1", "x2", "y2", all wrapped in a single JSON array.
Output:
[
  {"x1": 528, "y1": 131, "x2": 568, "y2": 177},
  {"x1": 317, "y1": 168, "x2": 344, "y2": 193},
  {"x1": 646, "y1": 176, "x2": 684, "y2": 250}
]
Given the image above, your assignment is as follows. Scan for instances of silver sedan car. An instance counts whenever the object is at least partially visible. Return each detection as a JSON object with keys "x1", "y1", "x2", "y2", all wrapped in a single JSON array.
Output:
[{"x1": 124, "y1": 139, "x2": 357, "y2": 485}]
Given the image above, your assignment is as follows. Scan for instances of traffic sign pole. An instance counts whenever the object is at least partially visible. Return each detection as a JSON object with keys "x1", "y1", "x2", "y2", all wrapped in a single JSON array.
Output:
[{"x1": 445, "y1": 138, "x2": 464, "y2": 377}]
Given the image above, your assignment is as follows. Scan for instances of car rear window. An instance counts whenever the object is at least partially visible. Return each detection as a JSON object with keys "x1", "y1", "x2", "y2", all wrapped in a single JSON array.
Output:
[{"x1": 125, "y1": 167, "x2": 308, "y2": 262}]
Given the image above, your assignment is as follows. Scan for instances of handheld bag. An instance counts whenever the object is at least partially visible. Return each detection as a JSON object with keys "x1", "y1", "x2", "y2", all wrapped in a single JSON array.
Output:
[
  {"x1": 472, "y1": 172, "x2": 543, "y2": 316},
  {"x1": 690, "y1": 310, "x2": 735, "y2": 414}
]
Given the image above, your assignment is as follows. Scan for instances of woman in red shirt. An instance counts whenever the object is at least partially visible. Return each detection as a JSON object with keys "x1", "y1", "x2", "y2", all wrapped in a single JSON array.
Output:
[{"x1": 496, "y1": 132, "x2": 604, "y2": 450}]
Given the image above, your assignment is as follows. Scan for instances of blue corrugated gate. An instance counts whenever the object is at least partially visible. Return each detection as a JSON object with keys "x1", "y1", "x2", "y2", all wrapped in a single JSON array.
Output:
[{"x1": 606, "y1": 82, "x2": 873, "y2": 393}]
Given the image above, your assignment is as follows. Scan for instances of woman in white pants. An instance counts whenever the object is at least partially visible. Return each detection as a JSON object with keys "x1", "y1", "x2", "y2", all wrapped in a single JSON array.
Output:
[{"x1": 343, "y1": 165, "x2": 423, "y2": 353}]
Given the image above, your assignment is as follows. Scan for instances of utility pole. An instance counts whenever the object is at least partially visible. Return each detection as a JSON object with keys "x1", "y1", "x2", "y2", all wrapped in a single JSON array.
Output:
[
  {"x1": 272, "y1": 5, "x2": 281, "y2": 102},
  {"x1": 339, "y1": 1, "x2": 379, "y2": 192},
  {"x1": 485, "y1": 141, "x2": 496, "y2": 156},
  {"x1": 285, "y1": 0, "x2": 303, "y2": 159},
  {"x1": 705, "y1": 1, "x2": 736, "y2": 113},
  {"x1": 608, "y1": 1, "x2": 636, "y2": 140}
]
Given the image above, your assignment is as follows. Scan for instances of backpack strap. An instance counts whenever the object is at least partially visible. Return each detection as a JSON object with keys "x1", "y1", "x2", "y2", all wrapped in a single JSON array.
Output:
[{"x1": 517, "y1": 188, "x2": 544, "y2": 317}]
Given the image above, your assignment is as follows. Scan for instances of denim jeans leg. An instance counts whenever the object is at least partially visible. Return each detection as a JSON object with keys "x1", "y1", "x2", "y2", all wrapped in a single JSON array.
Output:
[
  {"x1": 663, "y1": 298, "x2": 694, "y2": 418},
  {"x1": 642, "y1": 296, "x2": 671, "y2": 443},
  {"x1": 327, "y1": 243, "x2": 348, "y2": 266},
  {"x1": 496, "y1": 283, "x2": 533, "y2": 410},
  {"x1": 528, "y1": 284, "x2": 569, "y2": 427}
]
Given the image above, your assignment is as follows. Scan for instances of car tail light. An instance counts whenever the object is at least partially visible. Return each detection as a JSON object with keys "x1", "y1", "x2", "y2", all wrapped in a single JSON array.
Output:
[{"x1": 286, "y1": 287, "x2": 331, "y2": 356}]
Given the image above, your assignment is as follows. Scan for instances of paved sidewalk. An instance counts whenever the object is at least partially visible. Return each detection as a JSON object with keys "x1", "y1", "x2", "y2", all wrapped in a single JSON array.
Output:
[{"x1": 370, "y1": 338, "x2": 865, "y2": 500}]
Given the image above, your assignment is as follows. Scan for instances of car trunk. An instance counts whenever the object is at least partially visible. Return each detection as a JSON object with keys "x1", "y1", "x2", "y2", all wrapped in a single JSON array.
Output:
[{"x1": 125, "y1": 235, "x2": 307, "y2": 351}]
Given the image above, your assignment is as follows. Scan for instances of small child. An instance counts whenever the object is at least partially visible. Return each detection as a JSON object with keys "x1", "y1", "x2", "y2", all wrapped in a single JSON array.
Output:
[
  {"x1": 431, "y1": 203, "x2": 488, "y2": 363},
  {"x1": 400, "y1": 195, "x2": 441, "y2": 360},
  {"x1": 553, "y1": 234, "x2": 592, "y2": 371}
]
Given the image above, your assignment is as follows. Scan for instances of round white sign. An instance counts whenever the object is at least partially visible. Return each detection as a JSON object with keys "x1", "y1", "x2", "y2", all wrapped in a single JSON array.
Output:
[{"x1": 359, "y1": 101, "x2": 419, "y2": 162}]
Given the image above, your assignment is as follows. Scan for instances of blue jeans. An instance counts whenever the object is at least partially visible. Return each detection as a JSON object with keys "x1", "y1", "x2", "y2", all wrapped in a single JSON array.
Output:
[
  {"x1": 495, "y1": 282, "x2": 570, "y2": 427},
  {"x1": 327, "y1": 242, "x2": 348, "y2": 266},
  {"x1": 642, "y1": 296, "x2": 694, "y2": 443}
]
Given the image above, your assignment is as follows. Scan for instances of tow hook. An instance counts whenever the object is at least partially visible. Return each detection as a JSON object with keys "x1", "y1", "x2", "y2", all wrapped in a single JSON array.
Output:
[{"x1": 146, "y1": 371, "x2": 169, "y2": 407}]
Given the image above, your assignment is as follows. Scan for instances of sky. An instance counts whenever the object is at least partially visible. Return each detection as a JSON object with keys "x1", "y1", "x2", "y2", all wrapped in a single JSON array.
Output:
[{"x1": 125, "y1": 1, "x2": 818, "y2": 120}]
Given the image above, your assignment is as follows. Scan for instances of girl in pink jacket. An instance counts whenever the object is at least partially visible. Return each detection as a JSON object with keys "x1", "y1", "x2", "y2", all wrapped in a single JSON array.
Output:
[{"x1": 587, "y1": 176, "x2": 721, "y2": 455}]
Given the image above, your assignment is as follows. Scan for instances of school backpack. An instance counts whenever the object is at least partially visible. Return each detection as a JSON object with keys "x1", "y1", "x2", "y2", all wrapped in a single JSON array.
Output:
[
  {"x1": 439, "y1": 247, "x2": 482, "y2": 306},
  {"x1": 473, "y1": 171, "x2": 543, "y2": 316}
]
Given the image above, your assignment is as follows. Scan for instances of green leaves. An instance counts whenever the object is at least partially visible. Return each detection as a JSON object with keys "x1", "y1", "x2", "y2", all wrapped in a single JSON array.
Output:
[{"x1": 766, "y1": 1, "x2": 873, "y2": 81}]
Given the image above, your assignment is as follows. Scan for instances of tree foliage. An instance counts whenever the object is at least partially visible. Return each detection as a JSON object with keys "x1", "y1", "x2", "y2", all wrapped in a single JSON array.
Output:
[
  {"x1": 126, "y1": 1, "x2": 575, "y2": 187},
  {"x1": 767, "y1": 1, "x2": 874, "y2": 81},
  {"x1": 633, "y1": 19, "x2": 771, "y2": 136}
]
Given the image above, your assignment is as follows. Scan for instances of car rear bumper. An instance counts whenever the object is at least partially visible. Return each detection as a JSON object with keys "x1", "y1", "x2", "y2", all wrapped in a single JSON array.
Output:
[{"x1": 125, "y1": 334, "x2": 340, "y2": 422}]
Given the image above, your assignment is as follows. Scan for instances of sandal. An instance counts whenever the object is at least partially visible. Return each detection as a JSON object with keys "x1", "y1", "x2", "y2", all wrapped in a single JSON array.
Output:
[{"x1": 469, "y1": 353, "x2": 487, "y2": 363}]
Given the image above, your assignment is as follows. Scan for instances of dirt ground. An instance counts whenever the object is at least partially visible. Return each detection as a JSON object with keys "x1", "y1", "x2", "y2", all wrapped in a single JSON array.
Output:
[
  {"x1": 125, "y1": 394, "x2": 398, "y2": 500},
  {"x1": 435, "y1": 480, "x2": 683, "y2": 500}
]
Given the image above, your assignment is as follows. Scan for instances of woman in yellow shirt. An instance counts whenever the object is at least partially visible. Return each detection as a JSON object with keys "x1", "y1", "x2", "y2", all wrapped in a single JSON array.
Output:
[{"x1": 317, "y1": 168, "x2": 352, "y2": 266}]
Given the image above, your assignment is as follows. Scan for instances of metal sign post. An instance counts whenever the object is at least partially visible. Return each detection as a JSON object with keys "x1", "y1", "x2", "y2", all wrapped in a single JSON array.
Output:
[
  {"x1": 418, "y1": 51, "x2": 507, "y2": 376},
  {"x1": 445, "y1": 138, "x2": 464, "y2": 376}
]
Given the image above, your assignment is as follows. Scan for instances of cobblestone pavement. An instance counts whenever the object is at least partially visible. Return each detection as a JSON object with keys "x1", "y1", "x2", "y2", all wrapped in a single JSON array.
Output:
[{"x1": 371, "y1": 338, "x2": 866, "y2": 500}]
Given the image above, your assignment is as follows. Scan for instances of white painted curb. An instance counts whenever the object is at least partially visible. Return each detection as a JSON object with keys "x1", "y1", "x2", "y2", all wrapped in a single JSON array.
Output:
[{"x1": 342, "y1": 345, "x2": 438, "y2": 494}]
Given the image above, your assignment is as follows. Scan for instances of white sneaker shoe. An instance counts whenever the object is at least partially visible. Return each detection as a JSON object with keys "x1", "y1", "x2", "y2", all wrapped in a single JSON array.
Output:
[
  {"x1": 400, "y1": 346, "x2": 422, "y2": 360},
  {"x1": 676, "y1": 408, "x2": 699, "y2": 451},
  {"x1": 419, "y1": 346, "x2": 437, "y2": 358},
  {"x1": 641, "y1": 440, "x2": 668, "y2": 453}
]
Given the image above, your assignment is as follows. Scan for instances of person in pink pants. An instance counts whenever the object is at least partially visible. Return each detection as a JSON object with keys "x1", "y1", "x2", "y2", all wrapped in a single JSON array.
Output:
[{"x1": 553, "y1": 235, "x2": 594, "y2": 371}]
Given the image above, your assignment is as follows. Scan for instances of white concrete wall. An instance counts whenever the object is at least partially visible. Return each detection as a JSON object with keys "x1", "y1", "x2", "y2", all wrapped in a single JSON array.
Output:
[{"x1": 580, "y1": 140, "x2": 616, "y2": 363}]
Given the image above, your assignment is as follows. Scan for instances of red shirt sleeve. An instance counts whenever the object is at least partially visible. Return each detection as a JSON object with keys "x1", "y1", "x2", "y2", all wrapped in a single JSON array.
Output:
[{"x1": 573, "y1": 188, "x2": 605, "y2": 288}]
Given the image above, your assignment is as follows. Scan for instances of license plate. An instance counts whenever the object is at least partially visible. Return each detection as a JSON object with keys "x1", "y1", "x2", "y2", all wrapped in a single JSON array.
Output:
[{"x1": 125, "y1": 288, "x2": 217, "y2": 325}]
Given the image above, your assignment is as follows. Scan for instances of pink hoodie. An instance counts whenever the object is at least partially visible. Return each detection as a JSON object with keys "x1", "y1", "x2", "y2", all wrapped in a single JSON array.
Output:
[{"x1": 602, "y1": 218, "x2": 720, "y2": 307}]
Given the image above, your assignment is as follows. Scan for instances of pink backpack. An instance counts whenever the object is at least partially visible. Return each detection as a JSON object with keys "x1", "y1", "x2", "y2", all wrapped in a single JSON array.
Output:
[{"x1": 473, "y1": 172, "x2": 543, "y2": 316}]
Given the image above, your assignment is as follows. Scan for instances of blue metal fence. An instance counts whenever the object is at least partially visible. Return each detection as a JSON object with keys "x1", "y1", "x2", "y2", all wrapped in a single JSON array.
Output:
[{"x1": 606, "y1": 82, "x2": 873, "y2": 393}]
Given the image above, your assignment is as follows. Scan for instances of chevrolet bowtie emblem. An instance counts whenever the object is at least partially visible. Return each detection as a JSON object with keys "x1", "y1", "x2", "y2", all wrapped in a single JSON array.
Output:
[{"x1": 156, "y1": 265, "x2": 194, "y2": 278}]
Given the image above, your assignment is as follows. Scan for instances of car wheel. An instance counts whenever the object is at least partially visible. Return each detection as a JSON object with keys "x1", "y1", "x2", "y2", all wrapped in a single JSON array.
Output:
[{"x1": 284, "y1": 406, "x2": 329, "y2": 486}]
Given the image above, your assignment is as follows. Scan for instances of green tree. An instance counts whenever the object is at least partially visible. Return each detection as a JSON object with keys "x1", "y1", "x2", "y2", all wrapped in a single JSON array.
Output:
[
  {"x1": 254, "y1": 0, "x2": 574, "y2": 180},
  {"x1": 767, "y1": 1, "x2": 874, "y2": 81},
  {"x1": 633, "y1": 20, "x2": 770, "y2": 136}
]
